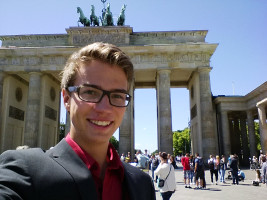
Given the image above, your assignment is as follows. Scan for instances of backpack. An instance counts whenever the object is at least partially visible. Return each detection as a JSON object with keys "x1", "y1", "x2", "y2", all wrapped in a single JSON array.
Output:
[
  {"x1": 197, "y1": 157, "x2": 204, "y2": 171},
  {"x1": 209, "y1": 159, "x2": 214, "y2": 170}
]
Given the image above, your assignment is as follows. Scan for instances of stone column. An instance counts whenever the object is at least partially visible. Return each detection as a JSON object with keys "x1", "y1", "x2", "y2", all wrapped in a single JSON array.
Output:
[
  {"x1": 119, "y1": 82, "x2": 134, "y2": 159},
  {"x1": 247, "y1": 110, "x2": 257, "y2": 157},
  {"x1": 240, "y1": 117, "x2": 249, "y2": 166},
  {"x1": 221, "y1": 111, "x2": 231, "y2": 157},
  {"x1": 0, "y1": 71, "x2": 6, "y2": 150},
  {"x1": 198, "y1": 67, "x2": 216, "y2": 158},
  {"x1": 156, "y1": 69, "x2": 173, "y2": 154},
  {"x1": 24, "y1": 72, "x2": 42, "y2": 147},
  {"x1": 257, "y1": 102, "x2": 267, "y2": 153}
]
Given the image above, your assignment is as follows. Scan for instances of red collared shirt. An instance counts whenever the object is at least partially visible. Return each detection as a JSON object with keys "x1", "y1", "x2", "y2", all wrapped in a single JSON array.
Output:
[{"x1": 66, "y1": 134, "x2": 124, "y2": 200}]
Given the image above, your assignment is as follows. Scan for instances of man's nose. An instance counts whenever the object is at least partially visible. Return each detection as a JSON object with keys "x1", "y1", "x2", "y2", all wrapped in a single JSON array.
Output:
[{"x1": 95, "y1": 94, "x2": 112, "y2": 110}]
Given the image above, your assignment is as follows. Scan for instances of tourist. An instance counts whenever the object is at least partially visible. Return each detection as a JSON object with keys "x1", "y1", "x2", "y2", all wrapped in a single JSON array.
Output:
[
  {"x1": 189, "y1": 155, "x2": 195, "y2": 184},
  {"x1": 214, "y1": 155, "x2": 220, "y2": 184},
  {"x1": 0, "y1": 42, "x2": 156, "y2": 200},
  {"x1": 125, "y1": 151, "x2": 131, "y2": 163},
  {"x1": 261, "y1": 156, "x2": 267, "y2": 184},
  {"x1": 194, "y1": 153, "x2": 205, "y2": 189},
  {"x1": 120, "y1": 153, "x2": 125, "y2": 162},
  {"x1": 181, "y1": 153, "x2": 191, "y2": 188},
  {"x1": 155, "y1": 152, "x2": 176, "y2": 200},
  {"x1": 230, "y1": 154, "x2": 239, "y2": 185},
  {"x1": 170, "y1": 155, "x2": 178, "y2": 169},
  {"x1": 136, "y1": 150, "x2": 149, "y2": 169},
  {"x1": 151, "y1": 154, "x2": 159, "y2": 182},
  {"x1": 208, "y1": 155, "x2": 216, "y2": 184},
  {"x1": 219, "y1": 155, "x2": 227, "y2": 183}
]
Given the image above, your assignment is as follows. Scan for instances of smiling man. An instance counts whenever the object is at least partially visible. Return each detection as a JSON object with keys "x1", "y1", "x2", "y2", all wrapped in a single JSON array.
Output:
[{"x1": 0, "y1": 43, "x2": 156, "y2": 200}]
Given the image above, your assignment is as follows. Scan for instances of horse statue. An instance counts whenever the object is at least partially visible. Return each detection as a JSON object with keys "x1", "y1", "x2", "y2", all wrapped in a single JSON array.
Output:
[
  {"x1": 102, "y1": 3, "x2": 114, "y2": 26},
  {"x1": 77, "y1": 7, "x2": 90, "y2": 27},
  {"x1": 117, "y1": 4, "x2": 126, "y2": 26},
  {"x1": 90, "y1": 5, "x2": 99, "y2": 26}
]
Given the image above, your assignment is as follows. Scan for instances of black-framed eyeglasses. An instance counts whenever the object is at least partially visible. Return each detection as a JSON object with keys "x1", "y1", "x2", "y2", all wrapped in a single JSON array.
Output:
[{"x1": 67, "y1": 84, "x2": 131, "y2": 107}]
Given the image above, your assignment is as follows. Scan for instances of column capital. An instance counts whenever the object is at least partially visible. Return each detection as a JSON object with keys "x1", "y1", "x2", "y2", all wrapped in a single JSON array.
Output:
[
  {"x1": 220, "y1": 110, "x2": 228, "y2": 115},
  {"x1": 157, "y1": 69, "x2": 171, "y2": 75},
  {"x1": 28, "y1": 71, "x2": 42, "y2": 76},
  {"x1": 197, "y1": 66, "x2": 212, "y2": 73},
  {"x1": 257, "y1": 98, "x2": 267, "y2": 108}
]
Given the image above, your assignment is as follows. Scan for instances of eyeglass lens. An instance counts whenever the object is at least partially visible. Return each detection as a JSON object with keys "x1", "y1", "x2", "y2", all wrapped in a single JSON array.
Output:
[{"x1": 79, "y1": 86, "x2": 130, "y2": 107}]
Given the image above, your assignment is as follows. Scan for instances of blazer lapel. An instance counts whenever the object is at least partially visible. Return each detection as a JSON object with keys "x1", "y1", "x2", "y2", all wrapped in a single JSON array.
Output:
[{"x1": 46, "y1": 139, "x2": 97, "y2": 200}]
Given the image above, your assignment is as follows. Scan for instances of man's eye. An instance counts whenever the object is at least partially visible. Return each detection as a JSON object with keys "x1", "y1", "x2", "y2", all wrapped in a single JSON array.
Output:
[
  {"x1": 112, "y1": 93, "x2": 125, "y2": 100},
  {"x1": 81, "y1": 88, "x2": 99, "y2": 96}
]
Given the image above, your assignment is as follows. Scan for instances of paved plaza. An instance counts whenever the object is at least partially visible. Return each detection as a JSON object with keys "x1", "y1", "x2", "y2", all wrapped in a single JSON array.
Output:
[{"x1": 152, "y1": 164, "x2": 267, "y2": 200}]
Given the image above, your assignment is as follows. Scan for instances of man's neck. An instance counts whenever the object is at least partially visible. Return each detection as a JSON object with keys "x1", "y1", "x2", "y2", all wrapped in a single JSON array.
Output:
[
  {"x1": 70, "y1": 134, "x2": 109, "y2": 180},
  {"x1": 86, "y1": 142, "x2": 109, "y2": 179}
]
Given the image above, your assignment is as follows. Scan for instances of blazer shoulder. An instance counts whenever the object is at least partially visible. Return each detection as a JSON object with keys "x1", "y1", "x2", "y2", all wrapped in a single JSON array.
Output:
[
  {"x1": 123, "y1": 162, "x2": 151, "y2": 179},
  {"x1": 0, "y1": 148, "x2": 45, "y2": 162},
  {"x1": 122, "y1": 162, "x2": 156, "y2": 200}
]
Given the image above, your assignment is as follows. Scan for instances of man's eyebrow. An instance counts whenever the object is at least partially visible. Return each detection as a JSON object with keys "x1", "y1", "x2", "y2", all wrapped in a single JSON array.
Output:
[{"x1": 82, "y1": 83, "x2": 128, "y2": 93}]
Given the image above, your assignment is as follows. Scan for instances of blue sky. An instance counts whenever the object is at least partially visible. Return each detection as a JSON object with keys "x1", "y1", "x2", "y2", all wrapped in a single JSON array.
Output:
[{"x1": 0, "y1": 0, "x2": 266, "y2": 153}]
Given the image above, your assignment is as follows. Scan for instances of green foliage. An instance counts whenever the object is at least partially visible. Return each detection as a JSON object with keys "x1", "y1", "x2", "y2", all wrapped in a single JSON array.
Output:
[
  {"x1": 173, "y1": 127, "x2": 191, "y2": 156},
  {"x1": 59, "y1": 123, "x2": 65, "y2": 141},
  {"x1": 109, "y1": 136, "x2": 119, "y2": 151},
  {"x1": 254, "y1": 122, "x2": 261, "y2": 151},
  {"x1": 151, "y1": 149, "x2": 159, "y2": 155}
]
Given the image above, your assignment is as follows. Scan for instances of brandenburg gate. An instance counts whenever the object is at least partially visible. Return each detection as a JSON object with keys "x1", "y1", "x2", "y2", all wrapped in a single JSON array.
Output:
[{"x1": 0, "y1": 26, "x2": 266, "y2": 162}]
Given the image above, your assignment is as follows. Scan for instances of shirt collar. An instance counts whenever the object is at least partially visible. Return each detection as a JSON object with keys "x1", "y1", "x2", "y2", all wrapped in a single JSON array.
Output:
[{"x1": 65, "y1": 133, "x2": 124, "y2": 181}]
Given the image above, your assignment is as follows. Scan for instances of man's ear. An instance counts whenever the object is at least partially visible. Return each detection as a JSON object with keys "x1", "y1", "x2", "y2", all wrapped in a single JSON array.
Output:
[{"x1": 62, "y1": 88, "x2": 70, "y2": 112}]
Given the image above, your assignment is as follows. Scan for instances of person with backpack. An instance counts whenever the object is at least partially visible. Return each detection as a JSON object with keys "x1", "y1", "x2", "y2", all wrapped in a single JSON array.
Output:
[
  {"x1": 194, "y1": 153, "x2": 205, "y2": 189},
  {"x1": 208, "y1": 155, "x2": 216, "y2": 184}
]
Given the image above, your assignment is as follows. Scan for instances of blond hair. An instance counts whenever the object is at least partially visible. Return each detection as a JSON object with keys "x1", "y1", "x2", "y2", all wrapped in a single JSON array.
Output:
[{"x1": 60, "y1": 42, "x2": 133, "y2": 90}]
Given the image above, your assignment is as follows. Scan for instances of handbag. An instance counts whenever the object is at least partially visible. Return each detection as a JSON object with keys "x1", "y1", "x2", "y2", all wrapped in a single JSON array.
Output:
[
  {"x1": 157, "y1": 165, "x2": 171, "y2": 188},
  {"x1": 157, "y1": 178, "x2": 165, "y2": 187}
]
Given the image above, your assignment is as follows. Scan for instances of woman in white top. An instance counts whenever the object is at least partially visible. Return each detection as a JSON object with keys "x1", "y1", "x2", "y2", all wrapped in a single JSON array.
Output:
[{"x1": 155, "y1": 152, "x2": 176, "y2": 200}]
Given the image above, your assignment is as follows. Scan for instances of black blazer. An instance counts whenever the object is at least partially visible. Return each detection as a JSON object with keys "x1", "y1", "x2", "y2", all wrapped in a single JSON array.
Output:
[{"x1": 0, "y1": 139, "x2": 156, "y2": 200}]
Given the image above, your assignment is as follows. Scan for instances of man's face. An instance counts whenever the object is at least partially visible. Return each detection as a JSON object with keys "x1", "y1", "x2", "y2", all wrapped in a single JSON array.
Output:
[{"x1": 63, "y1": 60, "x2": 128, "y2": 147}]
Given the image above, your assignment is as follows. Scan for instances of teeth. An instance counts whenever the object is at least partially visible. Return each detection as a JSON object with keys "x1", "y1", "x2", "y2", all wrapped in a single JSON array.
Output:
[{"x1": 90, "y1": 120, "x2": 111, "y2": 126}]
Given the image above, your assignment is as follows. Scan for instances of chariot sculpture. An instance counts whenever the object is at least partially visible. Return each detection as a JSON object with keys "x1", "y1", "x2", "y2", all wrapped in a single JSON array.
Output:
[{"x1": 76, "y1": 2, "x2": 127, "y2": 27}]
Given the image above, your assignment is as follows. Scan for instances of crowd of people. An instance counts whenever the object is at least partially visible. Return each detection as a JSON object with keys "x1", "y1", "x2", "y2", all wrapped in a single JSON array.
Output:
[
  {"x1": 120, "y1": 150, "x2": 177, "y2": 200},
  {"x1": 120, "y1": 149, "x2": 267, "y2": 198}
]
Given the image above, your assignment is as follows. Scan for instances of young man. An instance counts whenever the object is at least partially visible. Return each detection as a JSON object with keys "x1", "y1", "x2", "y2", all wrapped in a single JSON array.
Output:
[
  {"x1": 194, "y1": 153, "x2": 205, "y2": 189},
  {"x1": 0, "y1": 42, "x2": 156, "y2": 200},
  {"x1": 181, "y1": 153, "x2": 191, "y2": 188},
  {"x1": 208, "y1": 154, "x2": 215, "y2": 184}
]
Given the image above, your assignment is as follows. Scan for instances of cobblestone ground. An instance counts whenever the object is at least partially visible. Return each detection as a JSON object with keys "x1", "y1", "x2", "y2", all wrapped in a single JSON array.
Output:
[{"x1": 150, "y1": 163, "x2": 267, "y2": 200}]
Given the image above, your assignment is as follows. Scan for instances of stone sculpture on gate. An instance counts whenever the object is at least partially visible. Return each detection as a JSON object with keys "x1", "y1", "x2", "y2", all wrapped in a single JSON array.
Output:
[{"x1": 77, "y1": 1, "x2": 126, "y2": 27}]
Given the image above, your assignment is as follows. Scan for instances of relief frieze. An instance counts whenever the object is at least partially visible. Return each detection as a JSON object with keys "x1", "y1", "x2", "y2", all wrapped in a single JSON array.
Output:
[
  {"x1": 72, "y1": 34, "x2": 125, "y2": 45},
  {"x1": 130, "y1": 53, "x2": 210, "y2": 64},
  {"x1": 0, "y1": 56, "x2": 67, "y2": 66}
]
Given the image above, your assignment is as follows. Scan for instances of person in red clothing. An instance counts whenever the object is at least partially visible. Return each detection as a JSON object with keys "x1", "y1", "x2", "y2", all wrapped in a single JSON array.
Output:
[
  {"x1": 181, "y1": 153, "x2": 191, "y2": 188},
  {"x1": 0, "y1": 43, "x2": 155, "y2": 200}
]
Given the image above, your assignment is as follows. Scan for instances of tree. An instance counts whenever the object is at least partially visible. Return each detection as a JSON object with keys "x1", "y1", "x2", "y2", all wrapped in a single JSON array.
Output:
[
  {"x1": 59, "y1": 123, "x2": 65, "y2": 141},
  {"x1": 109, "y1": 136, "x2": 119, "y2": 151},
  {"x1": 254, "y1": 122, "x2": 261, "y2": 151},
  {"x1": 173, "y1": 128, "x2": 191, "y2": 156}
]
